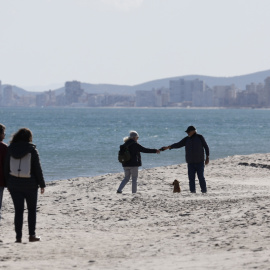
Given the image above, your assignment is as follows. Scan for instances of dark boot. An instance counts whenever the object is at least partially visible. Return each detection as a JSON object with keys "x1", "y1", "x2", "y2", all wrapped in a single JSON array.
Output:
[{"x1": 29, "y1": 235, "x2": 41, "y2": 242}]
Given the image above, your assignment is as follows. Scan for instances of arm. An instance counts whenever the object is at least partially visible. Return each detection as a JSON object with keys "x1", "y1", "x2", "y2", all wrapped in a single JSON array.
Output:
[
  {"x1": 0, "y1": 144, "x2": 8, "y2": 187},
  {"x1": 162, "y1": 137, "x2": 187, "y2": 151},
  {"x1": 199, "y1": 135, "x2": 210, "y2": 164},
  {"x1": 32, "y1": 149, "x2": 46, "y2": 188},
  {"x1": 4, "y1": 152, "x2": 10, "y2": 187},
  {"x1": 136, "y1": 143, "x2": 159, "y2": 154}
]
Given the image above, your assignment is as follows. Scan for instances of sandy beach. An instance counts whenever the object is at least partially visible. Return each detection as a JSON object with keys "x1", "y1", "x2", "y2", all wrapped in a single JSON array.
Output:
[{"x1": 1, "y1": 153, "x2": 270, "y2": 270}]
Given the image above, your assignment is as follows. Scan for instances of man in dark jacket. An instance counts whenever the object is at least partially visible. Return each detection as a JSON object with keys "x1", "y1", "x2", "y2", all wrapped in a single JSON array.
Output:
[
  {"x1": 117, "y1": 131, "x2": 160, "y2": 194},
  {"x1": 0, "y1": 123, "x2": 7, "y2": 223},
  {"x1": 162, "y1": 126, "x2": 209, "y2": 193}
]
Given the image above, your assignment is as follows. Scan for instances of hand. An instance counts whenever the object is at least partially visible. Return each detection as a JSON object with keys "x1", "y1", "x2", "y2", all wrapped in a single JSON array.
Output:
[
  {"x1": 205, "y1": 157, "x2": 209, "y2": 165},
  {"x1": 156, "y1": 149, "x2": 160, "y2": 154},
  {"x1": 41, "y1": 188, "x2": 45, "y2": 194},
  {"x1": 160, "y1": 146, "x2": 170, "y2": 151}
]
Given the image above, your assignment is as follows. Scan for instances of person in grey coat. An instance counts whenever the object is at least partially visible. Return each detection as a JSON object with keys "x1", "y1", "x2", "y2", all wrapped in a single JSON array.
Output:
[
  {"x1": 4, "y1": 128, "x2": 46, "y2": 243},
  {"x1": 162, "y1": 126, "x2": 209, "y2": 193},
  {"x1": 117, "y1": 131, "x2": 160, "y2": 194}
]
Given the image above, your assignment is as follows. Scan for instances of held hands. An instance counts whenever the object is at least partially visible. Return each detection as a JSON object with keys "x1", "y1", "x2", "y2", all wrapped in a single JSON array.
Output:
[
  {"x1": 155, "y1": 146, "x2": 170, "y2": 154},
  {"x1": 156, "y1": 146, "x2": 170, "y2": 153},
  {"x1": 160, "y1": 146, "x2": 170, "y2": 151}
]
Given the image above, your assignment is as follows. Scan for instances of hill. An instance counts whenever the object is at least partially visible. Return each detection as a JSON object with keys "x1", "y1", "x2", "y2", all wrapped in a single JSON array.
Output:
[
  {"x1": 132, "y1": 69, "x2": 270, "y2": 92},
  {"x1": 53, "y1": 69, "x2": 270, "y2": 95},
  {"x1": 2, "y1": 85, "x2": 39, "y2": 96},
  {"x1": 53, "y1": 83, "x2": 133, "y2": 96},
  {"x1": 3, "y1": 69, "x2": 270, "y2": 96}
]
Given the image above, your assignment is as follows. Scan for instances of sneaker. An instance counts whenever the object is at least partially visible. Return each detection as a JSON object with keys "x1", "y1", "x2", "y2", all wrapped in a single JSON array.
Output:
[
  {"x1": 116, "y1": 190, "x2": 122, "y2": 194},
  {"x1": 202, "y1": 191, "x2": 207, "y2": 194},
  {"x1": 15, "y1": 239, "x2": 22, "y2": 243},
  {"x1": 190, "y1": 191, "x2": 196, "y2": 193}
]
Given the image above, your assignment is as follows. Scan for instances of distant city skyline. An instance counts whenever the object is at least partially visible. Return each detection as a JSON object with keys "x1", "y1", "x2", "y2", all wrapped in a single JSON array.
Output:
[
  {"x1": 9, "y1": 69, "x2": 270, "y2": 92},
  {"x1": 1, "y1": 74, "x2": 270, "y2": 108},
  {"x1": 1, "y1": 0, "x2": 270, "y2": 91}
]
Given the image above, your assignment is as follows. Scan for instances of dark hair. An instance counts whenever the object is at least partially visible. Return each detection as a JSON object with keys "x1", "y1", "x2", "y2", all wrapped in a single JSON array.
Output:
[
  {"x1": 10, "y1": 128, "x2": 33, "y2": 144},
  {"x1": 0, "y1": 123, "x2": 5, "y2": 134}
]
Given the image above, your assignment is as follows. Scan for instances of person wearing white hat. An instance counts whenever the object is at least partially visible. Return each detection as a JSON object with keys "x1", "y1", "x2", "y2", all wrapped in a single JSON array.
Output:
[{"x1": 117, "y1": 131, "x2": 160, "y2": 194}]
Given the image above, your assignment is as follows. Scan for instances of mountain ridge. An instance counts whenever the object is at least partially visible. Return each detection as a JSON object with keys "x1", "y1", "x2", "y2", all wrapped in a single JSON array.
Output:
[{"x1": 3, "y1": 69, "x2": 270, "y2": 96}]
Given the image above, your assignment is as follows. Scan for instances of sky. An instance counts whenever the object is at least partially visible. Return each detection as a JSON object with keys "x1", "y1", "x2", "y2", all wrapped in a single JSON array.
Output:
[{"x1": 0, "y1": 0, "x2": 270, "y2": 91}]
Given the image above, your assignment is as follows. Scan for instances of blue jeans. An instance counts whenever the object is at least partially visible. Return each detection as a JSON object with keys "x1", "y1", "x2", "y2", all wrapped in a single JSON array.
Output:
[
  {"x1": 0, "y1": 187, "x2": 4, "y2": 220},
  {"x1": 9, "y1": 188, "x2": 38, "y2": 239},
  {"x1": 187, "y1": 162, "x2": 207, "y2": 193},
  {"x1": 118, "y1": 167, "x2": 139, "y2": 193}
]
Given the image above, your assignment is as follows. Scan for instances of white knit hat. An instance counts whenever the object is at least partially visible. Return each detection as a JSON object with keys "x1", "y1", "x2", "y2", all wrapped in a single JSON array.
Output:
[{"x1": 129, "y1": 130, "x2": 139, "y2": 138}]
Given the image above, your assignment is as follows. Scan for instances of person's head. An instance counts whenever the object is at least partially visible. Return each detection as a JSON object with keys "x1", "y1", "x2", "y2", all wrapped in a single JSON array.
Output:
[
  {"x1": 123, "y1": 130, "x2": 139, "y2": 142},
  {"x1": 10, "y1": 128, "x2": 33, "y2": 144},
  {"x1": 185, "y1": 126, "x2": 197, "y2": 137},
  {"x1": 0, "y1": 123, "x2": 6, "y2": 142},
  {"x1": 129, "y1": 131, "x2": 139, "y2": 141}
]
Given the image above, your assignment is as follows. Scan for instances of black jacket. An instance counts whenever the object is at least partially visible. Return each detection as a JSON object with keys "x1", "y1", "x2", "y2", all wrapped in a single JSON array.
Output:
[
  {"x1": 170, "y1": 133, "x2": 209, "y2": 164},
  {"x1": 121, "y1": 139, "x2": 157, "y2": 167},
  {"x1": 4, "y1": 142, "x2": 46, "y2": 190}
]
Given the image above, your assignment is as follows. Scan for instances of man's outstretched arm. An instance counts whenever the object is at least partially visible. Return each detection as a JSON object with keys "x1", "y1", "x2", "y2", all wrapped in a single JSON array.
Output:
[{"x1": 160, "y1": 137, "x2": 187, "y2": 151}]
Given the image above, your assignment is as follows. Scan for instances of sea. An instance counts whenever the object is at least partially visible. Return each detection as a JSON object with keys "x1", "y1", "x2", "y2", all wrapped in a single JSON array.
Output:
[{"x1": 0, "y1": 107, "x2": 269, "y2": 181}]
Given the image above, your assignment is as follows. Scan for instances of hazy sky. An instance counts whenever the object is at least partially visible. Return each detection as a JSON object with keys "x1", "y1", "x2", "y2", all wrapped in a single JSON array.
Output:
[{"x1": 1, "y1": 0, "x2": 270, "y2": 91}]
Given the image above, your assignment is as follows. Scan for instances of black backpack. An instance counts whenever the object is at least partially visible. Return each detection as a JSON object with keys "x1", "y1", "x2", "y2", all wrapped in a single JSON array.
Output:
[{"x1": 118, "y1": 141, "x2": 135, "y2": 164}]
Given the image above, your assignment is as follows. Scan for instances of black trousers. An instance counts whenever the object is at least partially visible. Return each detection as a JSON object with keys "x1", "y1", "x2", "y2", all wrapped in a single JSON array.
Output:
[
  {"x1": 187, "y1": 162, "x2": 207, "y2": 193},
  {"x1": 9, "y1": 188, "x2": 38, "y2": 239}
]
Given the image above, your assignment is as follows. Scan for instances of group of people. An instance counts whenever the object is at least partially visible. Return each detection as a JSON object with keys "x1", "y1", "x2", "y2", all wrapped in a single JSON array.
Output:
[
  {"x1": 0, "y1": 123, "x2": 209, "y2": 243},
  {"x1": 0, "y1": 124, "x2": 46, "y2": 243},
  {"x1": 117, "y1": 126, "x2": 210, "y2": 194}
]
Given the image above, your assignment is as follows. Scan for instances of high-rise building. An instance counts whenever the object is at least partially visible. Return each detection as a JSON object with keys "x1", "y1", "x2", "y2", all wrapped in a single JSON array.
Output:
[
  {"x1": 212, "y1": 85, "x2": 237, "y2": 106},
  {"x1": 169, "y1": 79, "x2": 205, "y2": 104},
  {"x1": 154, "y1": 88, "x2": 169, "y2": 107},
  {"x1": 264, "y1": 77, "x2": 270, "y2": 107},
  {"x1": 65, "y1": 81, "x2": 84, "y2": 105},
  {"x1": 135, "y1": 90, "x2": 155, "y2": 107}
]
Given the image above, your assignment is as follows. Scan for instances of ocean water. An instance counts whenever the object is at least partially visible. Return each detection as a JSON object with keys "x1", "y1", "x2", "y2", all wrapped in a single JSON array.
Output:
[{"x1": 0, "y1": 107, "x2": 269, "y2": 181}]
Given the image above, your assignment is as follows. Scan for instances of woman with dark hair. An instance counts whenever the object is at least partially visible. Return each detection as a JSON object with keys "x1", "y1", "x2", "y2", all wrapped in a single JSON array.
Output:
[{"x1": 4, "y1": 128, "x2": 46, "y2": 243}]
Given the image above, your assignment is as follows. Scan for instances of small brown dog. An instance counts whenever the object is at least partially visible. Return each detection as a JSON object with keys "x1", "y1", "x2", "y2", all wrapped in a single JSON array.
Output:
[{"x1": 172, "y1": 179, "x2": 181, "y2": 193}]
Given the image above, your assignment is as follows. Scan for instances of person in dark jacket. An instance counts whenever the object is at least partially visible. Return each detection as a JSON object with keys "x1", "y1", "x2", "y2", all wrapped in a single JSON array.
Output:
[
  {"x1": 4, "y1": 128, "x2": 46, "y2": 243},
  {"x1": 117, "y1": 131, "x2": 160, "y2": 194},
  {"x1": 0, "y1": 123, "x2": 7, "y2": 223},
  {"x1": 162, "y1": 126, "x2": 209, "y2": 193}
]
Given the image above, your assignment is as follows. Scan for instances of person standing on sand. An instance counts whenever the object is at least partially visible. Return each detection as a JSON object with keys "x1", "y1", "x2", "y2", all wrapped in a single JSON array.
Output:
[
  {"x1": 117, "y1": 131, "x2": 160, "y2": 194},
  {"x1": 4, "y1": 128, "x2": 46, "y2": 243},
  {"x1": 162, "y1": 126, "x2": 209, "y2": 193},
  {"x1": 0, "y1": 124, "x2": 8, "y2": 223}
]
